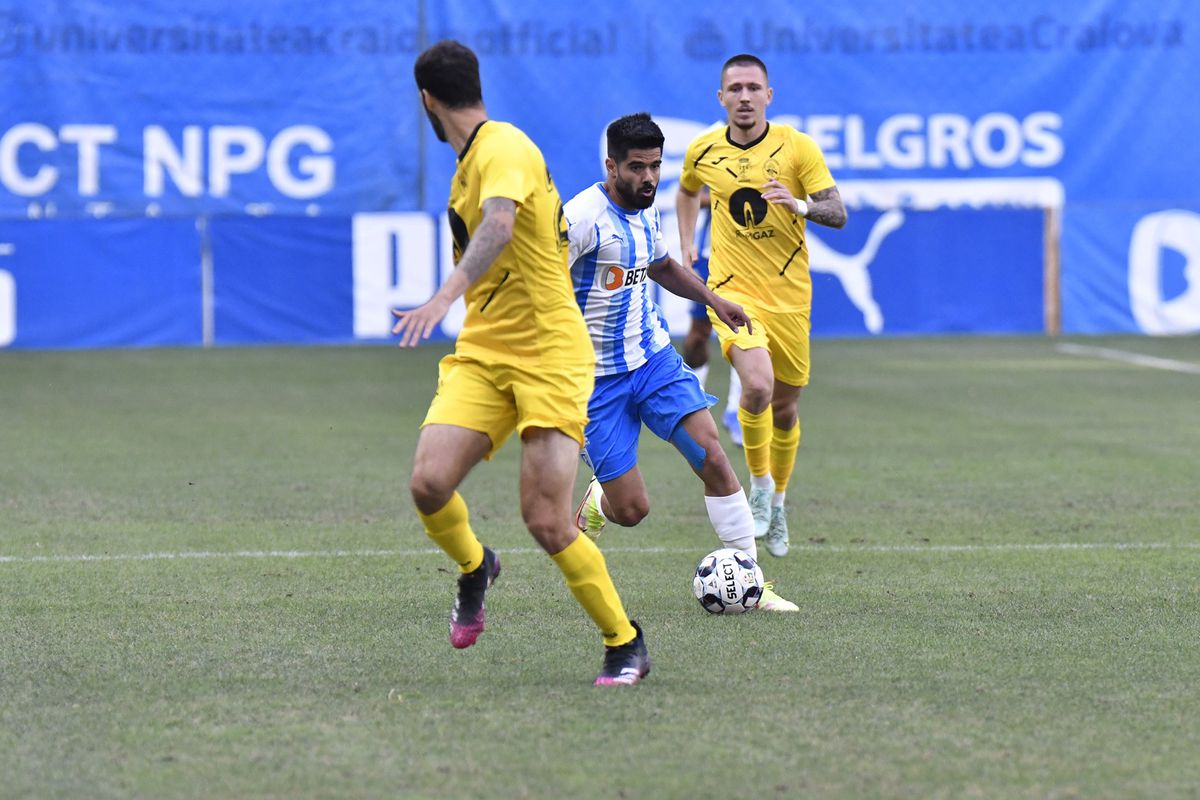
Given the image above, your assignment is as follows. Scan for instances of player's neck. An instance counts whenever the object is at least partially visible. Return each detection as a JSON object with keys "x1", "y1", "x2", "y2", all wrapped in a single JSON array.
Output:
[
  {"x1": 727, "y1": 119, "x2": 767, "y2": 145},
  {"x1": 443, "y1": 107, "x2": 490, "y2": 154},
  {"x1": 601, "y1": 181, "x2": 635, "y2": 213}
]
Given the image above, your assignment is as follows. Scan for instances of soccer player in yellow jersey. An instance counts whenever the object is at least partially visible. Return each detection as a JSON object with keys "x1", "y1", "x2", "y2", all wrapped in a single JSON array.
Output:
[
  {"x1": 677, "y1": 53, "x2": 848, "y2": 558},
  {"x1": 393, "y1": 41, "x2": 649, "y2": 686}
]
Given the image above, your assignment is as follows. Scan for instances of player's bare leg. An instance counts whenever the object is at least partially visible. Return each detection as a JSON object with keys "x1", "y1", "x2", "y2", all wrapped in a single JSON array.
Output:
[
  {"x1": 575, "y1": 466, "x2": 647, "y2": 539},
  {"x1": 572, "y1": 465, "x2": 649, "y2": 540},
  {"x1": 730, "y1": 345, "x2": 774, "y2": 415},
  {"x1": 723, "y1": 367, "x2": 744, "y2": 447},
  {"x1": 674, "y1": 408, "x2": 739, "y2": 493},
  {"x1": 518, "y1": 426, "x2": 585, "y2": 555},
  {"x1": 410, "y1": 424, "x2": 491, "y2": 515},
  {"x1": 579, "y1": 405, "x2": 736, "y2": 537},
  {"x1": 521, "y1": 427, "x2": 648, "y2": 685},
  {"x1": 410, "y1": 424, "x2": 500, "y2": 648}
]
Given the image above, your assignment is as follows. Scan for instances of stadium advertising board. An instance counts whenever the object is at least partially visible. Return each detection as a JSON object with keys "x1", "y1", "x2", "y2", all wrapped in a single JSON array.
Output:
[{"x1": 0, "y1": 0, "x2": 1197, "y2": 347}]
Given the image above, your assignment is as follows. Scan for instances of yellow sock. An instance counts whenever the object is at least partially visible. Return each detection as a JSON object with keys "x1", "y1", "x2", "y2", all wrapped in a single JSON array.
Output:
[
  {"x1": 738, "y1": 405, "x2": 774, "y2": 478},
  {"x1": 770, "y1": 421, "x2": 801, "y2": 493},
  {"x1": 418, "y1": 492, "x2": 484, "y2": 573},
  {"x1": 550, "y1": 535, "x2": 636, "y2": 647}
]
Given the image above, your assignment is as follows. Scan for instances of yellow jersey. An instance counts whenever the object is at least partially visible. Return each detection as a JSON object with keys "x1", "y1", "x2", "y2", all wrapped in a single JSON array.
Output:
[
  {"x1": 679, "y1": 123, "x2": 835, "y2": 311},
  {"x1": 448, "y1": 120, "x2": 593, "y2": 368}
]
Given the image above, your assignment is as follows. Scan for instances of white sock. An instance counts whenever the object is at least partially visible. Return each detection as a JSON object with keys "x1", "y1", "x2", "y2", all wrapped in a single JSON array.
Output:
[
  {"x1": 694, "y1": 363, "x2": 710, "y2": 389},
  {"x1": 704, "y1": 490, "x2": 757, "y2": 561},
  {"x1": 772, "y1": 491, "x2": 786, "y2": 508},
  {"x1": 726, "y1": 368, "x2": 742, "y2": 413},
  {"x1": 750, "y1": 474, "x2": 774, "y2": 492}
]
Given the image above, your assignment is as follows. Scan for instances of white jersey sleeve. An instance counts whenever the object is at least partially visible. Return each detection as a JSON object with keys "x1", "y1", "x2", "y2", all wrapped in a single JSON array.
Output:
[
  {"x1": 651, "y1": 206, "x2": 669, "y2": 263},
  {"x1": 566, "y1": 201, "x2": 599, "y2": 267}
]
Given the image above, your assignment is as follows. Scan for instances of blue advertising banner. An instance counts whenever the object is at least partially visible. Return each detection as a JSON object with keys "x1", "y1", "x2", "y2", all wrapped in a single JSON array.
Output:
[
  {"x1": 1063, "y1": 204, "x2": 1200, "y2": 334},
  {"x1": 1, "y1": 0, "x2": 1198, "y2": 346},
  {"x1": 211, "y1": 216, "x2": 353, "y2": 344},
  {"x1": 0, "y1": 0, "x2": 422, "y2": 218},
  {"x1": 0, "y1": 218, "x2": 200, "y2": 348},
  {"x1": 811, "y1": 209, "x2": 1044, "y2": 337},
  {"x1": 204, "y1": 208, "x2": 1042, "y2": 346}
]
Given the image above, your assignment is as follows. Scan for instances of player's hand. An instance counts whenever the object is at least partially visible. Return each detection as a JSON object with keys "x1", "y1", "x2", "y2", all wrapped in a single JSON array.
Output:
[
  {"x1": 680, "y1": 242, "x2": 699, "y2": 268},
  {"x1": 711, "y1": 296, "x2": 752, "y2": 335},
  {"x1": 761, "y1": 179, "x2": 796, "y2": 208},
  {"x1": 391, "y1": 296, "x2": 451, "y2": 348}
]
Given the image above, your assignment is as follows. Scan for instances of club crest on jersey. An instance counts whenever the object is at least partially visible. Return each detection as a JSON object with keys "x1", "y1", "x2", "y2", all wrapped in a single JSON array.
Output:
[
  {"x1": 764, "y1": 158, "x2": 781, "y2": 180},
  {"x1": 601, "y1": 265, "x2": 649, "y2": 291},
  {"x1": 737, "y1": 157, "x2": 752, "y2": 178}
]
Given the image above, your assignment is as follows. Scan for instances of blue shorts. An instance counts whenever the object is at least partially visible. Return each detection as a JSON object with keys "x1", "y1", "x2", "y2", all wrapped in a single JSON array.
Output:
[
  {"x1": 690, "y1": 258, "x2": 710, "y2": 320},
  {"x1": 582, "y1": 346, "x2": 717, "y2": 482}
]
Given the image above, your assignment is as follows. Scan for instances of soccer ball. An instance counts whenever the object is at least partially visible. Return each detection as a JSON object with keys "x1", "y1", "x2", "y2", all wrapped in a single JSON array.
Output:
[{"x1": 692, "y1": 548, "x2": 764, "y2": 614}]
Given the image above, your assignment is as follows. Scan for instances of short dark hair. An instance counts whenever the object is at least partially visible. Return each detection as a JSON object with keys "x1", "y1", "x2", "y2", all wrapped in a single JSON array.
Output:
[
  {"x1": 606, "y1": 113, "x2": 665, "y2": 162},
  {"x1": 720, "y1": 53, "x2": 769, "y2": 85},
  {"x1": 414, "y1": 40, "x2": 483, "y2": 109}
]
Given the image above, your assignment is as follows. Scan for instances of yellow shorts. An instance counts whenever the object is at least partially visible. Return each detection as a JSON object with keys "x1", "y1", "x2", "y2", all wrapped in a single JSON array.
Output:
[
  {"x1": 421, "y1": 354, "x2": 593, "y2": 458},
  {"x1": 708, "y1": 302, "x2": 811, "y2": 387}
]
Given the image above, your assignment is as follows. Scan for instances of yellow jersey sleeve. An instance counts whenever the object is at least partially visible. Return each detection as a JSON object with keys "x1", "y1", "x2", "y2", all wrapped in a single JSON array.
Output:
[
  {"x1": 791, "y1": 129, "x2": 836, "y2": 197},
  {"x1": 474, "y1": 133, "x2": 537, "y2": 208}
]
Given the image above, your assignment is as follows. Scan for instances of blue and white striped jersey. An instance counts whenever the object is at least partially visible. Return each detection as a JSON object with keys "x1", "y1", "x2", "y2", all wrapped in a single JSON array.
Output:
[{"x1": 565, "y1": 183, "x2": 672, "y2": 377}]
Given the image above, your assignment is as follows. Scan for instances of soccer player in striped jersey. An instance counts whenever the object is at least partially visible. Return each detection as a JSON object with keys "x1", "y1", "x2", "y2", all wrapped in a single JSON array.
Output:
[
  {"x1": 566, "y1": 112, "x2": 798, "y2": 612},
  {"x1": 677, "y1": 54, "x2": 848, "y2": 558}
]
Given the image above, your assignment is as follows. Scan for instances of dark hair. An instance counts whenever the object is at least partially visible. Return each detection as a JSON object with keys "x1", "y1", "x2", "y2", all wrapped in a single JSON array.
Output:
[
  {"x1": 414, "y1": 40, "x2": 483, "y2": 109},
  {"x1": 606, "y1": 113, "x2": 665, "y2": 162},
  {"x1": 720, "y1": 53, "x2": 769, "y2": 84}
]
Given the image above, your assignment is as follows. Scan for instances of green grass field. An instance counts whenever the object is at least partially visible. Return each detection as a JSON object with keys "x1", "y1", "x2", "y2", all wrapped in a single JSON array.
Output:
[{"x1": 2, "y1": 336, "x2": 1199, "y2": 799}]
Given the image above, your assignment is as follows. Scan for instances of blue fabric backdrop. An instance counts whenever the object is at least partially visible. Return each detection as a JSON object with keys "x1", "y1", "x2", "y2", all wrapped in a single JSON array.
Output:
[{"x1": 1, "y1": 0, "x2": 1197, "y2": 347}]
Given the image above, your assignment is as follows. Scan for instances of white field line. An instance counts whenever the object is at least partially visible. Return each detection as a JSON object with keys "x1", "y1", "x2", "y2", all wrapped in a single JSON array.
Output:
[
  {"x1": 1056, "y1": 342, "x2": 1200, "y2": 375},
  {"x1": 1, "y1": 541, "x2": 1198, "y2": 565}
]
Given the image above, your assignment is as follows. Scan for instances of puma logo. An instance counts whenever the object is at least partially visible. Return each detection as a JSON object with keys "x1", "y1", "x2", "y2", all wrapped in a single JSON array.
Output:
[{"x1": 807, "y1": 210, "x2": 904, "y2": 334}]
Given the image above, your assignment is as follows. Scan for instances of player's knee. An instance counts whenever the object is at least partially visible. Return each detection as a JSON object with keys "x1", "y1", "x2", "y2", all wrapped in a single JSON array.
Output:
[
  {"x1": 610, "y1": 496, "x2": 649, "y2": 526},
  {"x1": 740, "y1": 378, "x2": 773, "y2": 411},
  {"x1": 523, "y1": 506, "x2": 579, "y2": 548},
  {"x1": 409, "y1": 469, "x2": 453, "y2": 515},
  {"x1": 771, "y1": 398, "x2": 799, "y2": 429},
  {"x1": 699, "y1": 435, "x2": 728, "y2": 469},
  {"x1": 521, "y1": 506, "x2": 555, "y2": 538}
]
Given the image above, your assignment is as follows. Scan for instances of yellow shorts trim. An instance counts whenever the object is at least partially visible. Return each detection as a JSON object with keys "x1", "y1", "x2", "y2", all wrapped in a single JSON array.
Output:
[
  {"x1": 422, "y1": 355, "x2": 593, "y2": 458},
  {"x1": 708, "y1": 303, "x2": 811, "y2": 387}
]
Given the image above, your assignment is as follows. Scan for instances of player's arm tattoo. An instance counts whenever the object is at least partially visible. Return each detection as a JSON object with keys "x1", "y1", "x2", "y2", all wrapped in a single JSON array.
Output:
[
  {"x1": 805, "y1": 185, "x2": 848, "y2": 229},
  {"x1": 454, "y1": 197, "x2": 516, "y2": 285},
  {"x1": 391, "y1": 197, "x2": 516, "y2": 345}
]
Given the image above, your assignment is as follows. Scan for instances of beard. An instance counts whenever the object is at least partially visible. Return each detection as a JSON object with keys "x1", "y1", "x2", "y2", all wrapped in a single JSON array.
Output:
[
  {"x1": 613, "y1": 176, "x2": 656, "y2": 209},
  {"x1": 426, "y1": 108, "x2": 447, "y2": 142}
]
